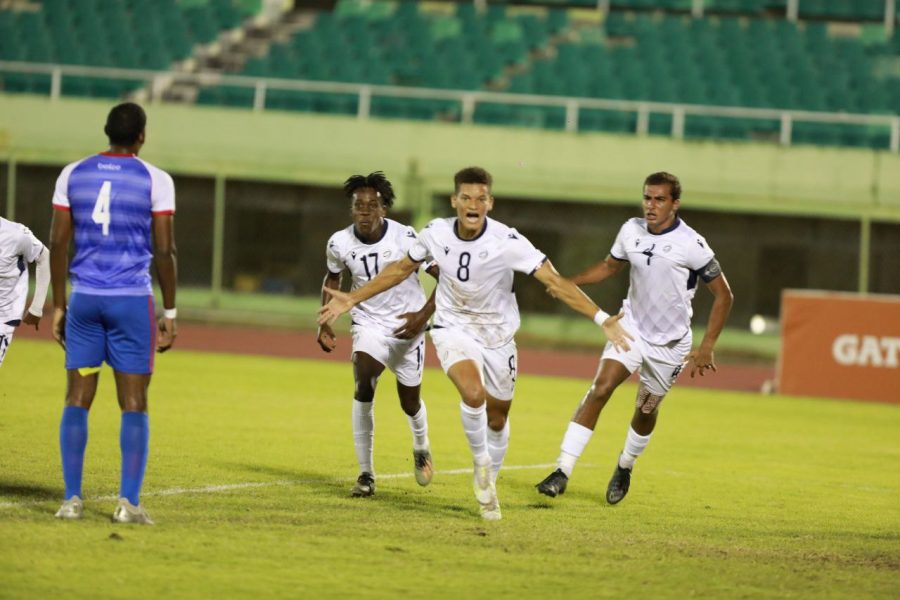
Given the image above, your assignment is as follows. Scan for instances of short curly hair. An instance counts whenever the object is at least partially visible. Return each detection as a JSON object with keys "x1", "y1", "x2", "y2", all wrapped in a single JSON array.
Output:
[{"x1": 343, "y1": 171, "x2": 396, "y2": 208}]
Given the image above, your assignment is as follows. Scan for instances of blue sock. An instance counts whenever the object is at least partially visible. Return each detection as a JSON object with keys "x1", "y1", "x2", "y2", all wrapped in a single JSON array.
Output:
[
  {"x1": 60, "y1": 406, "x2": 89, "y2": 500},
  {"x1": 119, "y1": 412, "x2": 150, "y2": 506}
]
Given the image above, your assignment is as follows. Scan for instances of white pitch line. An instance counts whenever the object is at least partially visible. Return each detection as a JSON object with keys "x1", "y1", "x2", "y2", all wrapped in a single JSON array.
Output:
[{"x1": 0, "y1": 463, "x2": 558, "y2": 510}]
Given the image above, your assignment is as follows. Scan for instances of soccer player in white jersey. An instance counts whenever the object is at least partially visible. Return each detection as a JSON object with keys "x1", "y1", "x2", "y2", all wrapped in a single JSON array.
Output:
[
  {"x1": 319, "y1": 167, "x2": 632, "y2": 520},
  {"x1": 318, "y1": 172, "x2": 436, "y2": 497},
  {"x1": 0, "y1": 218, "x2": 50, "y2": 367},
  {"x1": 536, "y1": 172, "x2": 733, "y2": 505}
]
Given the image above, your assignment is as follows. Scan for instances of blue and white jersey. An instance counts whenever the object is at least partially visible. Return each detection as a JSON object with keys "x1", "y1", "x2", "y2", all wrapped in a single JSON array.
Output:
[{"x1": 52, "y1": 153, "x2": 175, "y2": 296}]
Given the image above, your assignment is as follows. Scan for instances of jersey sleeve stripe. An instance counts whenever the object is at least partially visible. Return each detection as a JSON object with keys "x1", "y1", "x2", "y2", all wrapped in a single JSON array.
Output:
[
  {"x1": 610, "y1": 253, "x2": 628, "y2": 261},
  {"x1": 52, "y1": 204, "x2": 71, "y2": 212},
  {"x1": 529, "y1": 255, "x2": 549, "y2": 275},
  {"x1": 151, "y1": 210, "x2": 175, "y2": 216}
]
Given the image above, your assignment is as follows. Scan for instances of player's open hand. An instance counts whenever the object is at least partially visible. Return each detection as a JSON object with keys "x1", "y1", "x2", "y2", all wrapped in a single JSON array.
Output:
[
  {"x1": 687, "y1": 347, "x2": 717, "y2": 378},
  {"x1": 602, "y1": 312, "x2": 634, "y2": 353},
  {"x1": 157, "y1": 317, "x2": 177, "y2": 353},
  {"x1": 318, "y1": 286, "x2": 354, "y2": 326},
  {"x1": 52, "y1": 308, "x2": 66, "y2": 349},
  {"x1": 317, "y1": 324, "x2": 337, "y2": 353},
  {"x1": 393, "y1": 310, "x2": 428, "y2": 340},
  {"x1": 22, "y1": 312, "x2": 41, "y2": 330}
]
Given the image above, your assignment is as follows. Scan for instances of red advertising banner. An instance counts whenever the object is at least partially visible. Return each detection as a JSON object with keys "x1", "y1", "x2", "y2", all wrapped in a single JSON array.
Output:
[{"x1": 778, "y1": 290, "x2": 900, "y2": 403}]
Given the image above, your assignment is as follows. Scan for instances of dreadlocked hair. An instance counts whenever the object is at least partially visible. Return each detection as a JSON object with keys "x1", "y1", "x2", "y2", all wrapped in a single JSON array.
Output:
[{"x1": 343, "y1": 171, "x2": 396, "y2": 208}]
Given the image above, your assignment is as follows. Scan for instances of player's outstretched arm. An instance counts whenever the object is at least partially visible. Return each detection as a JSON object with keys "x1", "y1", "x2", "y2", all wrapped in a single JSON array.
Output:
[
  {"x1": 687, "y1": 272, "x2": 734, "y2": 377},
  {"x1": 533, "y1": 260, "x2": 633, "y2": 352},
  {"x1": 318, "y1": 255, "x2": 420, "y2": 326},
  {"x1": 49, "y1": 210, "x2": 73, "y2": 349},
  {"x1": 22, "y1": 246, "x2": 50, "y2": 330},
  {"x1": 317, "y1": 271, "x2": 341, "y2": 352},
  {"x1": 152, "y1": 213, "x2": 178, "y2": 353},
  {"x1": 569, "y1": 255, "x2": 626, "y2": 286}
]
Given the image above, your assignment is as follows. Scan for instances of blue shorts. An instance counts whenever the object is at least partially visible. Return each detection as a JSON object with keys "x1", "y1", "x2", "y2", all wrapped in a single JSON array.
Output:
[{"x1": 65, "y1": 293, "x2": 157, "y2": 374}]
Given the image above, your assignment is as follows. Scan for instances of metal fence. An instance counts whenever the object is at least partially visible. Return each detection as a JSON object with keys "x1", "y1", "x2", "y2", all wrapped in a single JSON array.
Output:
[{"x1": 2, "y1": 60, "x2": 898, "y2": 152}]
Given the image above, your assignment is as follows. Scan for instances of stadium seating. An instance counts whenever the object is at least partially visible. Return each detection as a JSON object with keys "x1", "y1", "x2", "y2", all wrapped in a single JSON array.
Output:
[
  {"x1": 2, "y1": 0, "x2": 897, "y2": 149},
  {"x1": 0, "y1": 0, "x2": 253, "y2": 98}
]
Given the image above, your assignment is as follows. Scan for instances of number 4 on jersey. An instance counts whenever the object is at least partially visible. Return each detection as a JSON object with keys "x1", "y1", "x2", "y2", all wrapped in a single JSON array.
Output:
[{"x1": 92, "y1": 181, "x2": 112, "y2": 236}]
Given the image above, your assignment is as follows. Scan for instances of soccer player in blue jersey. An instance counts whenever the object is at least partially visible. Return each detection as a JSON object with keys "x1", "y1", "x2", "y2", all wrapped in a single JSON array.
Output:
[{"x1": 49, "y1": 102, "x2": 177, "y2": 525}]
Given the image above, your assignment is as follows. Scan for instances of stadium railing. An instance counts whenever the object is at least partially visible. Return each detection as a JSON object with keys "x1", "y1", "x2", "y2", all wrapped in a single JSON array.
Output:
[{"x1": 2, "y1": 60, "x2": 897, "y2": 153}]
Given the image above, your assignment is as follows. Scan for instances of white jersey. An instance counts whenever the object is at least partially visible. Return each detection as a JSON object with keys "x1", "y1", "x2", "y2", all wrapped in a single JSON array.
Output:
[
  {"x1": 610, "y1": 217, "x2": 716, "y2": 345},
  {"x1": 0, "y1": 218, "x2": 44, "y2": 324},
  {"x1": 409, "y1": 217, "x2": 546, "y2": 348},
  {"x1": 326, "y1": 218, "x2": 427, "y2": 336}
]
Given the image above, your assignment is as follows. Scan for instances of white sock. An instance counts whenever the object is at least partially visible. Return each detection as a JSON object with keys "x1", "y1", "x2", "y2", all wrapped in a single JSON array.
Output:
[
  {"x1": 557, "y1": 422, "x2": 594, "y2": 477},
  {"x1": 618, "y1": 427, "x2": 652, "y2": 470},
  {"x1": 459, "y1": 401, "x2": 490, "y2": 464},
  {"x1": 352, "y1": 399, "x2": 374, "y2": 474},
  {"x1": 486, "y1": 419, "x2": 510, "y2": 483},
  {"x1": 406, "y1": 401, "x2": 430, "y2": 451}
]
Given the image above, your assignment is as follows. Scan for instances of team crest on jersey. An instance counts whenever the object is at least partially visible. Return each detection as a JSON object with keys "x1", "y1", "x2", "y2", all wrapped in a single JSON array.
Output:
[
  {"x1": 383, "y1": 250, "x2": 391, "y2": 258},
  {"x1": 479, "y1": 250, "x2": 488, "y2": 259},
  {"x1": 663, "y1": 245, "x2": 672, "y2": 253}
]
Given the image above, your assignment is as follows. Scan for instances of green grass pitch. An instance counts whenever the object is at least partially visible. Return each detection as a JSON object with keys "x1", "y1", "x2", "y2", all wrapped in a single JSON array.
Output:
[{"x1": 1, "y1": 339, "x2": 898, "y2": 598}]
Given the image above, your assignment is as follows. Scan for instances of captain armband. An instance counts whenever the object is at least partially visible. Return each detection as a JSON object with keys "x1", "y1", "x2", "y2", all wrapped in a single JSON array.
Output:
[{"x1": 699, "y1": 258, "x2": 722, "y2": 283}]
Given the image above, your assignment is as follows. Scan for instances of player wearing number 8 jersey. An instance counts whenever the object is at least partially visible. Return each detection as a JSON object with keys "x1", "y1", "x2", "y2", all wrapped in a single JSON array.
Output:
[
  {"x1": 319, "y1": 167, "x2": 632, "y2": 520},
  {"x1": 49, "y1": 102, "x2": 177, "y2": 524},
  {"x1": 318, "y1": 172, "x2": 436, "y2": 497}
]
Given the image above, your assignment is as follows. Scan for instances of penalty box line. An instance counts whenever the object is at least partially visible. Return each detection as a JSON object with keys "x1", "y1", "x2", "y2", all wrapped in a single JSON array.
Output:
[{"x1": 0, "y1": 462, "x2": 559, "y2": 510}]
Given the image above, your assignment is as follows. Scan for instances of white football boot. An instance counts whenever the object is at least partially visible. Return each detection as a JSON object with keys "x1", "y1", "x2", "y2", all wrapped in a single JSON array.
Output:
[
  {"x1": 111, "y1": 498, "x2": 154, "y2": 525},
  {"x1": 473, "y1": 458, "x2": 501, "y2": 521},
  {"x1": 54, "y1": 496, "x2": 83, "y2": 520}
]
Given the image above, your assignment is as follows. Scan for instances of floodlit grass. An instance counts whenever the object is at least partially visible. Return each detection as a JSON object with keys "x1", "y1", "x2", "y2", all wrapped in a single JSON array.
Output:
[{"x1": 1, "y1": 339, "x2": 897, "y2": 598}]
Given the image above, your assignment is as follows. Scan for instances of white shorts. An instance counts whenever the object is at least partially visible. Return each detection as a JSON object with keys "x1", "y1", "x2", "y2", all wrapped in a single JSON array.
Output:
[
  {"x1": 351, "y1": 325, "x2": 425, "y2": 387},
  {"x1": 430, "y1": 327, "x2": 517, "y2": 401},
  {"x1": 0, "y1": 323, "x2": 14, "y2": 367},
  {"x1": 601, "y1": 321, "x2": 692, "y2": 397}
]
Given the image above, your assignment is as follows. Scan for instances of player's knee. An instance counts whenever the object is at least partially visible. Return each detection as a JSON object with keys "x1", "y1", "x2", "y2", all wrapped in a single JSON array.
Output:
[
  {"x1": 458, "y1": 381, "x2": 485, "y2": 406},
  {"x1": 398, "y1": 395, "x2": 420, "y2": 416},
  {"x1": 120, "y1": 395, "x2": 147, "y2": 413},
  {"x1": 586, "y1": 380, "x2": 616, "y2": 405},
  {"x1": 487, "y1": 413, "x2": 507, "y2": 431},
  {"x1": 354, "y1": 387, "x2": 375, "y2": 403},
  {"x1": 354, "y1": 376, "x2": 379, "y2": 403}
]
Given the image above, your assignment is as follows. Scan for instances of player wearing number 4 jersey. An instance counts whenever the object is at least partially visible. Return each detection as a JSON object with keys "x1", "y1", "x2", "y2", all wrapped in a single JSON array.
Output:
[
  {"x1": 536, "y1": 172, "x2": 733, "y2": 505},
  {"x1": 318, "y1": 172, "x2": 436, "y2": 497},
  {"x1": 49, "y1": 102, "x2": 178, "y2": 525},
  {"x1": 320, "y1": 167, "x2": 632, "y2": 520}
]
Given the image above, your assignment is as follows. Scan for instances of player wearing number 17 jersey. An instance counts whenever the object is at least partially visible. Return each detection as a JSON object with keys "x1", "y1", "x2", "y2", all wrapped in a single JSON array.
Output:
[
  {"x1": 317, "y1": 172, "x2": 436, "y2": 497},
  {"x1": 320, "y1": 167, "x2": 633, "y2": 520},
  {"x1": 49, "y1": 102, "x2": 178, "y2": 525}
]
